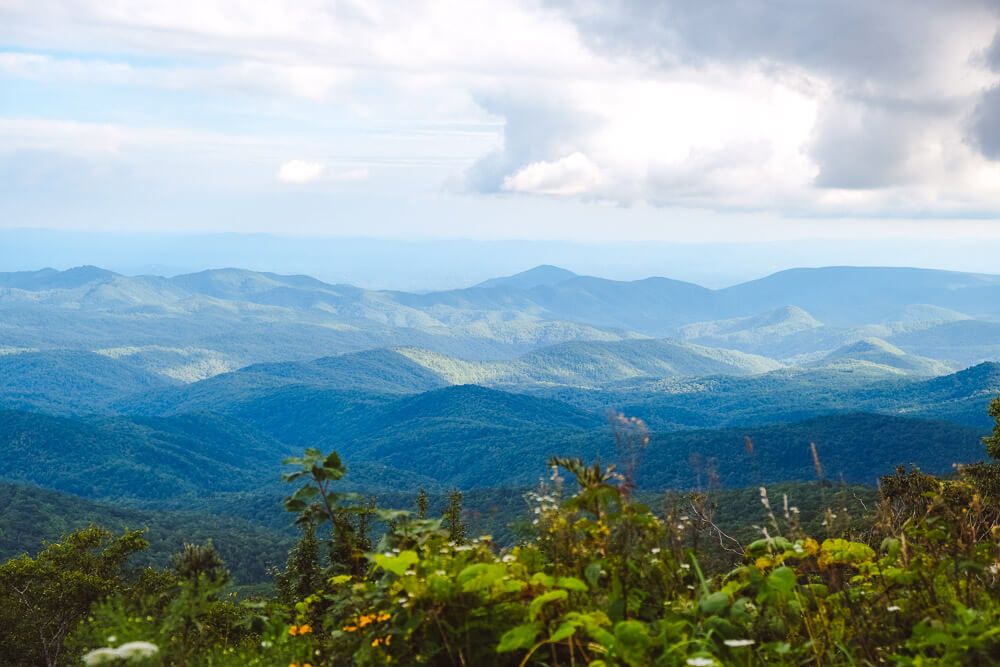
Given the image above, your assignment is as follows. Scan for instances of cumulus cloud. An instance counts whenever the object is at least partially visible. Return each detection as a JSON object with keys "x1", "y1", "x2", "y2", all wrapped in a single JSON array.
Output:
[
  {"x1": 277, "y1": 160, "x2": 325, "y2": 184},
  {"x1": 5, "y1": 0, "x2": 1000, "y2": 219},
  {"x1": 502, "y1": 152, "x2": 601, "y2": 196}
]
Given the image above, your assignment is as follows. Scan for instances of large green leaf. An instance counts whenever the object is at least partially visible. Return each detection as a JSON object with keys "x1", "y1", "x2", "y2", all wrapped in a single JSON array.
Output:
[
  {"x1": 529, "y1": 589, "x2": 568, "y2": 620},
  {"x1": 497, "y1": 622, "x2": 541, "y2": 652}
]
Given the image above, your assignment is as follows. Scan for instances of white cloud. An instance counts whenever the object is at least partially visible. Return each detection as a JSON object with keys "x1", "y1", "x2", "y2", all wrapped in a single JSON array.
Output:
[
  {"x1": 2, "y1": 0, "x2": 1000, "y2": 223},
  {"x1": 503, "y1": 152, "x2": 601, "y2": 196},
  {"x1": 277, "y1": 159, "x2": 325, "y2": 184}
]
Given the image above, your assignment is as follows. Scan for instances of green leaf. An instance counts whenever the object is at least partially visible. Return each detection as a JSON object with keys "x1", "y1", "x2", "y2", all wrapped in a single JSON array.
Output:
[
  {"x1": 529, "y1": 589, "x2": 568, "y2": 620},
  {"x1": 585, "y1": 562, "x2": 603, "y2": 587},
  {"x1": 767, "y1": 566, "x2": 797, "y2": 593},
  {"x1": 699, "y1": 591, "x2": 730, "y2": 615},
  {"x1": 457, "y1": 563, "x2": 507, "y2": 592},
  {"x1": 556, "y1": 576, "x2": 588, "y2": 592},
  {"x1": 549, "y1": 621, "x2": 579, "y2": 642},
  {"x1": 372, "y1": 550, "x2": 418, "y2": 576},
  {"x1": 283, "y1": 498, "x2": 307, "y2": 512},
  {"x1": 497, "y1": 622, "x2": 541, "y2": 652}
]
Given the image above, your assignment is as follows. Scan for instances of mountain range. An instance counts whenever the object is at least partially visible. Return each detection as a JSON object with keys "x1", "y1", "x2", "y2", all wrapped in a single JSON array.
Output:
[
  {"x1": 2, "y1": 263, "x2": 1000, "y2": 571},
  {"x1": 3, "y1": 264, "x2": 1000, "y2": 380}
]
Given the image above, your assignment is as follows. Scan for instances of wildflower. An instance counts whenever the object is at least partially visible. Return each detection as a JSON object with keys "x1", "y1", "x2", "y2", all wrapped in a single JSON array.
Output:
[
  {"x1": 888, "y1": 605, "x2": 901, "y2": 612},
  {"x1": 289, "y1": 626, "x2": 298, "y2": 636},
  {"x1": 724, "y1": 639, "x2": 755, "y2": 647},
  {"x1": 502, "y1": 554, "x2": 515, "y2": 563},
  {"x1": 342, "y1": 625, "x2": 358, "y2": 632},
  {"x1": 106, "y1": 636, "x2": 117, "y2": 644},
  {"x1": 116, "y1": 642, "x2": 159, "y2": 660},
  {"x1": 298, "y1": 624, "x2": 312, "y2": 635},
  {"x1": 651, "y1": 547, "x2": 661, "y2": 554},
  {"x1": 686, "y1": 658, "x2": 716, "y2": 666},
  {"x1": 82, "y1": 648, "x2": 120, "y2": 666}
]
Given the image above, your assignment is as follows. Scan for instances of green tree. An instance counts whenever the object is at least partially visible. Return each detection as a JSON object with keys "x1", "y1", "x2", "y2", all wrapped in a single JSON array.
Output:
[
  {"x1": 0, "y1": 526, "x2": 148, "y2": 667},
  {"x1": 444, "y1": 489, "x2": 466, "y2": 543},
  {"x1": 275, "y1": 522, "x2": 323, "y2": 605},
  {"x1": 415, "y1": 487, "x2": 429, "y2": 519},
  {"x1": 283, "y1": 448, "x2": 369, "y2": 576},
  {"x1": 983, "y1": 396, "x2": 1000, "y2": 460}
]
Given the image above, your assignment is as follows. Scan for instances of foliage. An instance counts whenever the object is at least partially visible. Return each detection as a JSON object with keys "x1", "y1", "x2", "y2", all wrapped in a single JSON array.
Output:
[
  {"x1": 0, "y1": 526, "x2": 153, "y2": 666},
  {"x1": 4, "y1": 400, "x2": 1000, "y2": 665},
  {"x1": 983, "y1": 395, "x2": 1000, "y2": 460}
]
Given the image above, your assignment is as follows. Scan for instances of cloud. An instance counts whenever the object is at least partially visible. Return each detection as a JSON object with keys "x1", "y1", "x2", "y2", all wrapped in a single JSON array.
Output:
[
  {"x1": 277, "y1": 160, "x2": 325, "y2": 184},
  {"x1": 460, "y1": 0, "x2": 1000, "y2": 214},
  {"x1": 503, "y1": 152, "x2": 601, "y2": 196},
  {"x1": 969, "y1": 85, "x2": 1000, "y2": 159},
  {"x1": 4, "y1": 0, "x2": 1000, "y2": 221}
]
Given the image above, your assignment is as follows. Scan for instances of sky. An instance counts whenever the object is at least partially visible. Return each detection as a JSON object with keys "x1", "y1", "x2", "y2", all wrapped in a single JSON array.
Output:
[{"x1": 3, "y1": 1, "x2": 1000, "y2": 274}]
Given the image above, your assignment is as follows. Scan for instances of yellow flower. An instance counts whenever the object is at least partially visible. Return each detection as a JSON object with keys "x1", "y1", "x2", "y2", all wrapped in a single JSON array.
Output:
[
  {"x1": 288, "y1": 627, "x2": 298, "y2": 636},
  {"x1": 342, "y1": 625, "x2": 358, "y2": 633},
  {"x1": 298, "y1": 624, "x2": 312, "y2": 635},
  {"x1": 754, "y1": 557, "x2": 772, "y2": 569}
]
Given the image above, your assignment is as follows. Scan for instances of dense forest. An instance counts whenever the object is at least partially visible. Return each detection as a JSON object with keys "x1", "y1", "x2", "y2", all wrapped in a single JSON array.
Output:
[{"x1": 2, "y1": 402, "x2": 999, "y2": 665}]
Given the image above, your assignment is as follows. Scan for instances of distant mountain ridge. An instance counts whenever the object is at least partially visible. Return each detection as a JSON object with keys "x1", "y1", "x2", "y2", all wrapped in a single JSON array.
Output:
[{"x1": 2, "y1": 263, "x2": 1000, "y2": 380}]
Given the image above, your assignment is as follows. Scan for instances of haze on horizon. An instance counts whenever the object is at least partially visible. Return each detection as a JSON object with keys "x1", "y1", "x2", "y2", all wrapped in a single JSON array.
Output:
[{"x1": 3, "y1": 1, "x2": 1000, "y2": 280}]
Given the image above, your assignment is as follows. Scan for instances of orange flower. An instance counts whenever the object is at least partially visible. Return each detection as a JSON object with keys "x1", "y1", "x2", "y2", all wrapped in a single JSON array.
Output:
[
  {"x1": 288, "y1": 627, "x2": 299, "y2": 637},
  {"x1": 342, "y1": 625, "x2": 358, "y2": 633},
  {"x1": 298, "y1": 624, "x2": 312, "y2": 635}
]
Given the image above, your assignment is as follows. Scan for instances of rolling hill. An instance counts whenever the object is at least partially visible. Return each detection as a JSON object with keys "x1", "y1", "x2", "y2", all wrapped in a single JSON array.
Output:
[
  {"x1": 0, "y1": 350, "x2": 175, "y2": 414},
  {"x1": 812, "y1": 338, "x2": 955, "y2": 376},
  {"x1": 3, "y1": 264, "x2": 1000, "y2": 374}
]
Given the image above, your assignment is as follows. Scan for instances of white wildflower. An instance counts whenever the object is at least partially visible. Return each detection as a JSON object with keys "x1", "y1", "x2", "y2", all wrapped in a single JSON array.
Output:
[
  {"x1": 502, "y1": 554, "x2": 515, "y2": 563},
  {"x1": 106, "y1": 636, "x2": 117, "y2": 644},
  {"x1": 82, "y1": 648, "x2": 120, "y2": 665},
  {"x1": 888, "y1": 605, "x2": 901, "y2": 612},
  {"x1": 115, "y1": 641, "x2": 159, "y2": 660},
  {"x1": 651, "y1": 547, "x2": 661, "y2": 554},
  {"x1": 686, "y1": 658, "x2": 716, "y2": 666},
  {"x1": 724, "y1": 639, "x2": 755, "y2": 647}
]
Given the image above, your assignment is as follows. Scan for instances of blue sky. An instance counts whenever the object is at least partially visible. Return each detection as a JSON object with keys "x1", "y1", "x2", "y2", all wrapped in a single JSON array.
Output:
[{"x1": 2, "y1": 1, "x2": 1000, "y2": 252}]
